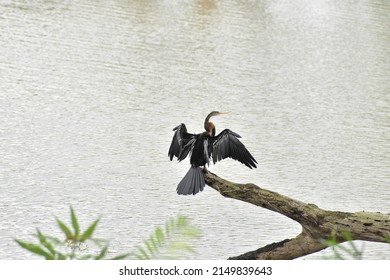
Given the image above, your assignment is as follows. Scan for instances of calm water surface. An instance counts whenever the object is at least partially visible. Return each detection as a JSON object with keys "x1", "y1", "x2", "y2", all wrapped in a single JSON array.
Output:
[{"x1": 0, "y1": 0, "x2": 389, "y2": 259}]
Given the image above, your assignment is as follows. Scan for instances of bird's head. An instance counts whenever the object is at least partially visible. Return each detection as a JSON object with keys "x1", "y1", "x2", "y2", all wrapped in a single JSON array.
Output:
[{"x1": 206, "y1": 111, "x2": 229, "y2": 120}]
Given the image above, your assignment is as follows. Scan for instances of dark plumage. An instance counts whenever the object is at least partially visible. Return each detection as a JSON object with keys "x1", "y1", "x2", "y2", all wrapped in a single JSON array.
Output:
[{"x1": 168, "y1": 111, "x2": 257, "y2": 195}]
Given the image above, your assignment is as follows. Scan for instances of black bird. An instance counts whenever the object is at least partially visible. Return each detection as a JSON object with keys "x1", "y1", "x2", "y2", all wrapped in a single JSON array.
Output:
[{"x1": 168, "y1": 111, "x2": 257, "y2": 195}]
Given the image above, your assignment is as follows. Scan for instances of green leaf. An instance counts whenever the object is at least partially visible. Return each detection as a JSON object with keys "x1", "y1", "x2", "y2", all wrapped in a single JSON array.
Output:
[
  {"x1": 110, "y1": 253, "x2": 130, "y2": 260},
  {"x1": 80, "y1": 218, "x2": 100, "y2": 241},
  {"x1": 331, "y1": 248, "x2": 344, "y2": 260},
  {"x1": 70, "y1": 207, "x2": 80, "y2": 238},
  {"x1": 56, "y1": 253, "x2": 67, "y2": 260},
  {"x1": 95, "y1": 245, "x2": 109, "y2": 260},
  {"x1": 150, "y1": 235, "x2": 158, "y2": 251},
  {"x1": 181, "y1": 226, "x2": 201, "y2": 238},
  {"x1": 43, "y1": 235, "x2": 63, "y2": 246},
  {"x1": 78, "y1": 254, "x2": 94, "y2": 260},
  {"x1": 144, "y1": 239, "x2": 155, "y2": 256},
  {"x1": 323, "y1": 239, "x2": 339, "y2": 247},
  {"x1": 134, "y1": 246, "x2": 150, "y2": 260},
  {"x1": 36, "y1": 230, "x2": 56, "y2": 256},
  {"x1": 165, "y1": 217, "x2": 177, "y2": 236},
  {"x1": 171, "y1": 241, "x2": 195, "y2": 253},
  {"x1": 56, "y1": 218, "x2": 73, "y2": 239},
  {"x1": 90, "y1": 238, "x2": 108, "y2": 248},
  {"x1": 177, "y1": 215, "x2": 188, "y2": 227},
  {"x1": 155, "y1": 227, "x2": 164, "y2": 245},
  {"x1": 15, "y1": 240, "x2": 53, "y2": 260}
]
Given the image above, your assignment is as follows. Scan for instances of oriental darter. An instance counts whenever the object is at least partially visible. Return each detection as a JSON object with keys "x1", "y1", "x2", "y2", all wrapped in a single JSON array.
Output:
[{"x1": 168, "y1": 111, "x2": 257, "y2": 195}]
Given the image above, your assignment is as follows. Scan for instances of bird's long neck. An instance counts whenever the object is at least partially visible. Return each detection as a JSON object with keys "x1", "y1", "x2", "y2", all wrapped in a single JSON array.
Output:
[
  {"x1": 204, "y1": 113, "x2": 216, "y2": 136},
  {"x1": 204, "y1": 122, "x2": 215, "y2": 136}
]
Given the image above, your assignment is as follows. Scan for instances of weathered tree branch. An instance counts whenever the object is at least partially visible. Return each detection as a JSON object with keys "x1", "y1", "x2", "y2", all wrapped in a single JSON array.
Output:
[{"x1": 203, "y1": 170, "x2": 390, "y2": 260}]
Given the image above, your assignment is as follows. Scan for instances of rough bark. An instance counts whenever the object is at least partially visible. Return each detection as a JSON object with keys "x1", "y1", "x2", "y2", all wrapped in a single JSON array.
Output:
[{"x1": 203, "y1": 170, "x2": 390, "y2": 260}]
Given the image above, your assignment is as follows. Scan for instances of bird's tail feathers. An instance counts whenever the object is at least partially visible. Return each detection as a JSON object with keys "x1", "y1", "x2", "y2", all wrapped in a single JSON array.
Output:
[{"x1": 177, "y1": 166, "x2": 205, "y2": 195}]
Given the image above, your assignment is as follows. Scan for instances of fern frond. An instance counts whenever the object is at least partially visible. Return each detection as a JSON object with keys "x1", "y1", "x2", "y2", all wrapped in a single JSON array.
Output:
[{"x1": 133, "y1": 215, "x2": 201, "y2": 260}]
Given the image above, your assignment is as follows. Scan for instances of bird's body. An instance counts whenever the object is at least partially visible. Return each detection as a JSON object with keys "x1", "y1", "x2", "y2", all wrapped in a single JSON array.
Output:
[{"x1": 168, "y1": 111, "x2": 257, "y2": 195}]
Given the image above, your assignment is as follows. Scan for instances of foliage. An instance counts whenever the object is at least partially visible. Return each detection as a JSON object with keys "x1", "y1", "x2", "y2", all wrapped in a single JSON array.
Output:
[
  {"x1": 133, "y1": 215, "x2": 201, "y2": 260},
  {"x1": 15, "y1": 206, "x2": 126, "y2": 260},
  {"x1": 322, "y1": 231, "x2": 364, "y2": 260},
  {"x1": 323, "y1": 232, "x2": 390, "y2": 259},
  {"x1": 15, "y1": 207, "x2": 200, "y2": 260}
]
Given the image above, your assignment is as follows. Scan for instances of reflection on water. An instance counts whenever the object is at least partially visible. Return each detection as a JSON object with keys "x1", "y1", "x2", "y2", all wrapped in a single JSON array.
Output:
[{"x1": 0, "y1": 0, "x2": 389, "y2": 259}]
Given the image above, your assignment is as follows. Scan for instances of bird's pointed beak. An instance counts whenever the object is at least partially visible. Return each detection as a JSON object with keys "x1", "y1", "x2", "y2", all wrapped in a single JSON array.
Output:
[{"x1": 218, "y1": 112, "x2": 229, "y2": 115}]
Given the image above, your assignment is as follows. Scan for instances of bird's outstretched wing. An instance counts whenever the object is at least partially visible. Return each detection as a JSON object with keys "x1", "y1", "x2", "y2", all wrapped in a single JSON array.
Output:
[
  {"x1": 168, "y1": 123, "x2": 196, "y2": 161},
  {"x1": 211, "y1": 129, "x2": 257, "y2": 169}
]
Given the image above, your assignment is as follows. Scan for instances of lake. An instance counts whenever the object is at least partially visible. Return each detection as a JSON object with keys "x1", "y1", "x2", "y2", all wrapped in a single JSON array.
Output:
[{"x1": 0, "y1": 0, "x2": 389, "y2": 259}]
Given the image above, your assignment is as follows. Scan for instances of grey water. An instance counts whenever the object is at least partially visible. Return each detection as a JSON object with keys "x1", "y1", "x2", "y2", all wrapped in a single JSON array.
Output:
[{"x1": 0, "y1": 0, "x2": 389, "y2": 259}]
